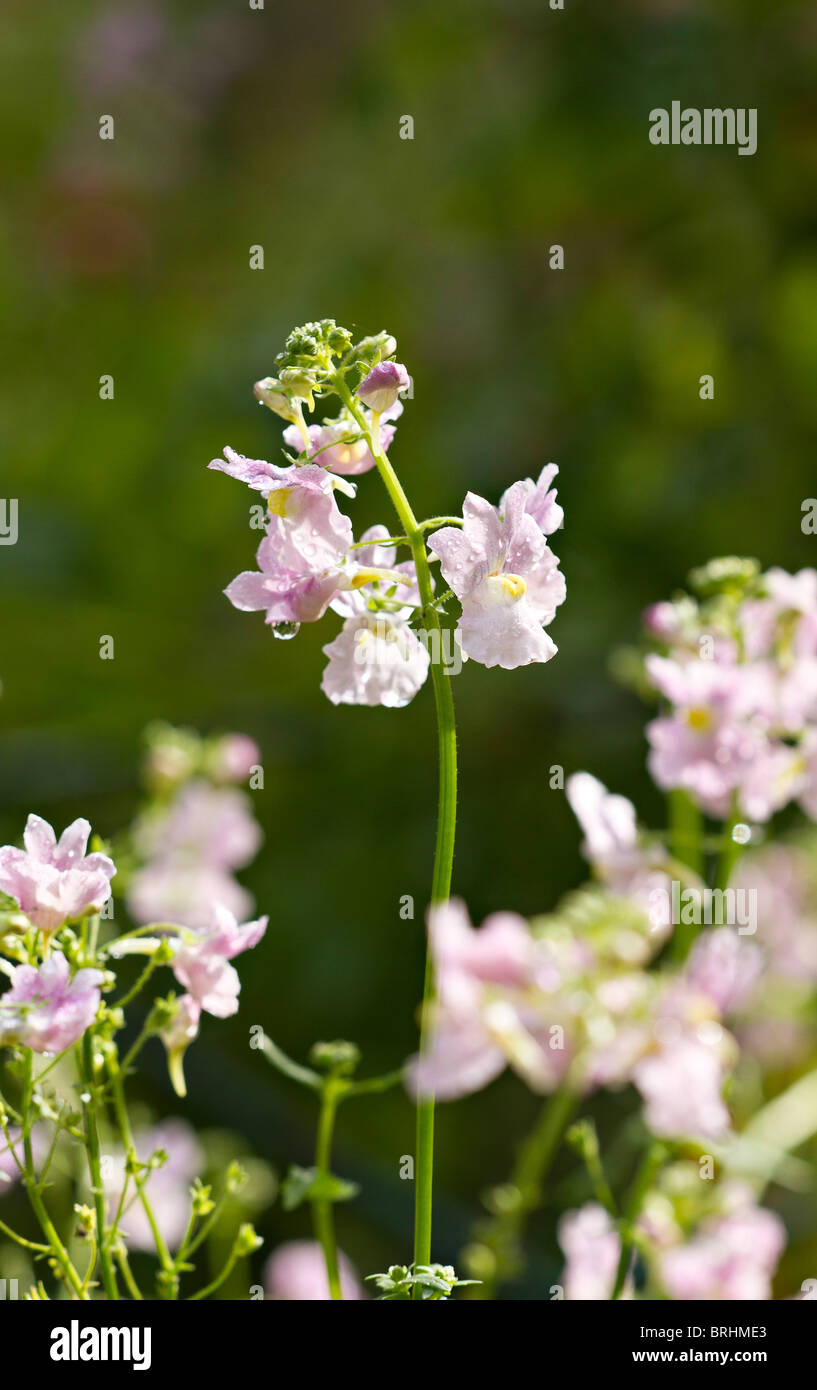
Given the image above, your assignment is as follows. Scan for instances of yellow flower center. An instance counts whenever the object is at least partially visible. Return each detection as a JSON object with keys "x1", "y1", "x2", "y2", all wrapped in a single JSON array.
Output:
[
  {"x1": 686, "y1": 706, "x2": 712, "y2": 731},
  {"x1": 268, "y1": 488, "x2": 293, "y2": 517}
]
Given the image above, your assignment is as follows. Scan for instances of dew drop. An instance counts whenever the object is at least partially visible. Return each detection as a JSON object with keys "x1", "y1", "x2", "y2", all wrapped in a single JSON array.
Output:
[{"x1": 272, "y1": 621, "x2": 300, "y2": 641}]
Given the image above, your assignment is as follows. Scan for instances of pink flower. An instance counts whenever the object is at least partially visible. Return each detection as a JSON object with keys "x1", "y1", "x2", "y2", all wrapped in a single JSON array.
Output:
[
  {"x1": 661, "y1": 1193, "x2": 784, "y2": 1300},
  {"x1": 282, "y1": 402, "x2": 402, "y2": 476},
  {"x1": 558, "y1": 1203, "x2": 624, "y2": 1300},
  {"x1": 407, "y1": 901, "x2": 569, "y2": 1100},
  {"x1": 211, "y1": 450, "x2": 355, "y2": 625},
  {"x1": 264, "y1": 1240, "x2": 365, "y2": 1300},
  {"x1": 632, "y1": 1036, "x2": 730, "y2": 1140},
  {"x1": 428, "y1": 485, "x2": 565, "y2": 670},
  {"x1": 211, "y1": 734, "x2": 261, "y2": 783},
  {"x1": 0, "y1": 815, "x2": 116, "y2": 933},
  {"x1": 356, "y1": 361, "x2": 410, "y2": 413},
  {"x1": 134, "y1": 782, "x2": 262, "y2": 872},
  {"x1": 566, "y1": 773, "x2": 672, "y2": 934},
  {"x1": 0, "y1": 954, "x2": 104, "y2": 1053},
  {"x1": 127, "y1": 861, "x2": 254, "y2": 932},
  {"x1": 321, "y1": 612, "x2": 431, "y2": 707},
  {"x1": 172, "y1": 903, "x2": 268, "y2": 1017},
  {"x1": 685, "y1": 928, "x2": 763, "y2": 1016},
  {"x1": 645, "y1": 656, "x2": 769, "y2": 818},
  {"x1": 321, "y1": 525, "x2": 430, "y2": 707},
  {"x1": 500, "y1": 463, "x2": 563, "y2": 537}
]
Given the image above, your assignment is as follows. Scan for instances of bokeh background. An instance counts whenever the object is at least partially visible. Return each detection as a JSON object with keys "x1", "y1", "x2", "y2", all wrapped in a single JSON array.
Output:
[{"x1": 2, "y1": 0, "x2": 817, "y2": 1295}]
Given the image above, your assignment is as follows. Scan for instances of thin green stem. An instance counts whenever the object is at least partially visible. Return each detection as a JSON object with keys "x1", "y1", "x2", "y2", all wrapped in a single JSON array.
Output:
[
  {"x1": 335, "y1": 375, "x2": 458, "y2": 1275},
  {"x1": 669, "y1": 789, "x2": 705, "y2": 961},
  {"x1": 313, "y1": 1083, "x2": 342, "y2": 1300},
  {"x1": 0, "y1": 1217, "x2": 49, "y2": 1252},
  {"x1": 611, "y1": 1139, "x2": 666, "y2": 1299},
  {"x1": 107, "y1": 1051, "x2": 176, "y2": 1296},
  {"x1": 78, "y1": 1033, "x2": 119, "y2": 1299},
  {"x1": 17, "y1": 1054, "x2": 86, "y2": 1299}
]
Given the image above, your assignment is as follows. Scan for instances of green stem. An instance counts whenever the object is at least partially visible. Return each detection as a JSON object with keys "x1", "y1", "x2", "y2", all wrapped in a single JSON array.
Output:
[
  {"x1": 78, "y1": 1033, "x2": 119, "y2": 1300},
  {"x1": 107, "y1": 1051, "x2": 176, "y2": 1295},
  {"x1": 17, "y1": 1054, "x2": 87, "y2": 1299},
  {"x1": 474, "y1": 1090, "x2": 577, "y2": 1299},
  {"x1": 313, "y1": 1083, "x2": 342, "y2": 1300},
  {"x1": 336, "y1": 376, "x2": 458, "y2": 1274},
  {"x1": 669, "y1": 789, "x2": 704, "y2": 961},
  {"x1": 611, "y1": 1139, "x2": 666, "y2": 1300}
]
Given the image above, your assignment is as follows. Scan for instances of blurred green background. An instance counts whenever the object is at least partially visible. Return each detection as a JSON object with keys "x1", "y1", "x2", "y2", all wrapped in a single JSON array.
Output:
[{"x1": 2, "y1": 0, "x2": 817, "y2": 1294}]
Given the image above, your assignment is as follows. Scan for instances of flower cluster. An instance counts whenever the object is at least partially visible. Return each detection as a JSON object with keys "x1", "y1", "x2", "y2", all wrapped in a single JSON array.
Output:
[
  {"x1": 126, "y1": 723, "x2": 263, "y2": 931},
  {"x1": 641, "y1": 559, "x2": 817, "y2": 822},
  {"x1": 406, "y1": 877, "x2": 762, "y2": 1143},
  {"x1": 0, "y1": 798, "x2": 266, "y2": 1298},
  {"x1": 208, "y1": 320, "x2": 565, "y2": 705}
]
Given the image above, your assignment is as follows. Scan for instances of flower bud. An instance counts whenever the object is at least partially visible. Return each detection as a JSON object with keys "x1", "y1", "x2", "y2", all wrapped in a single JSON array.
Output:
[
  {"x1": 253, "y1": 377, "x2": 300, "y2": 424},
  {"x1": 356, "y1": 361, "x2": 410, "y2": 413}
]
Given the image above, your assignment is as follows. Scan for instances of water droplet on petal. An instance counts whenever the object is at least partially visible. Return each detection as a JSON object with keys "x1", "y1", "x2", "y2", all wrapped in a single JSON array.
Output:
[{"x1": 272, "y1": 621, "x2": 300, "y2": 641}]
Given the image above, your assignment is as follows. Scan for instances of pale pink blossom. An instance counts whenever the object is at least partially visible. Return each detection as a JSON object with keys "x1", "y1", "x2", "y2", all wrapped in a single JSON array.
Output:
[
  {"x1": 428, "y1": 486, "x2": 565, "y2": 670},
  {"x1": 321, "y1": 526, "x2": 430, "y2": 706},
  {"x1": 566, "y1": 773, "x2": 672, "y2": 934},
  {"x1": 264, "y1": 1240, "x2": 365, "y2": 1300},
  {"x1": 558, "y1": 1203, "x2": 623, "y2": 1300},
  {"x1": 171, "y1": 903, "x2": 268, "y2": 1018},
  {"x1": 632, "y1": 1036, "x2": 730, "y2": 1140},
  {"x1": 321, "y1": 612, "x2": 430, "y2": 707},
  {"x1": 407, "y1": 901, "x2": 569, "y2": 1100},
  {"x1": 500, "y1": 463, "x2": 563, "y2": 537},
  {"x1": 211, "y1": 734, "x2": 261, "y2": 782},
  {"x1": 661, "y1": 1193, "x2": 784, "y2": 1300},
  {"x1": 645, "y1": 655, "x2": 769, "y2": 818},
  {"x1": 126, "y1": 861, "x2": 253, "y2": 932},
  {"x1": 0, "y1": 954, "x2": 104, "y2": 1053},
  {"x1": 134, "y1": 782, "x2": 262, "y2": 872},
  {"x1": 0, "y1": 815, "x2": 115, "y2": 933},
  {"x1": 685, "y1": 928, "x2": 763, "y2": 1016}
]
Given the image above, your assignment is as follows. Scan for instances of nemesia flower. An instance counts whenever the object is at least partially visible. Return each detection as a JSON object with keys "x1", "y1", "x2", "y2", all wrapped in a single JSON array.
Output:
[
  {"x1": 566, "y1": 773, "x2": 672, "y2": 935},
  {"x1": 684, "y1": 927, "x2": 763, "y2": 1016},
  {"x1": 356, "y1": 361, "x2": 410, "y2": 413},
  {"x1": 264, "y1": 1240, "x2": 365, "y2": 1301},
  {"x1": 321, "y1": 526, "x2": 430, "y2": 707},
  {"x1": 104, "y1": 1119, "x2": 203, "y2": 1253},
  {"x1": 0, "y1": 953, "x2": 104, "y2": 1053},
  {"x1": 127, "y1": 860, "x2": 254, "y2": 932},
  {"x1": 282, "y1": 401, "x2": 402, "y2": 476},
  {"x1": 211, "y1": 734, "x2": 261, "y2": 782},
  {"x1": 0, "y1": 815, "x2": 116, "y2": 933},
  {"x1": 171, "y1": 902, "x2": 268, "y2": 1018},
  {"x1": 500, "y1": 463, "x2": 563, "y2": 537},
  {"x1": 645, "y1": 655, "x2": 769, "y2": 819},
  {"x1": 558, "y1": 1203, "x2": 625, "y2": 1300},
  {"x1": 631, "y1": 1035, "x2": 730, "y2": 1140},
  {"x1": 133, "y1": 782, "x2": 262, "y2": 872},
  {"x1": 428, "y1": 485, "x2": 565, "y2": 670},
  {"x1": 407, "y1": 900, "x2": 569, "y2": 1100},
  {"x1": 660, "y1": 1189, "x2": 785, "y2": 1300}
]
